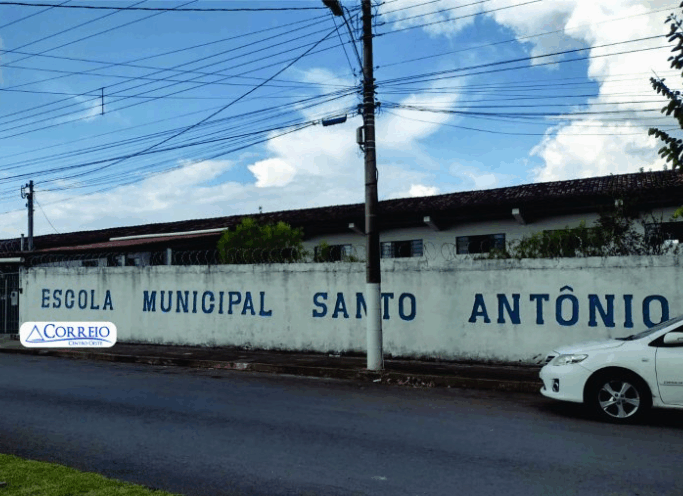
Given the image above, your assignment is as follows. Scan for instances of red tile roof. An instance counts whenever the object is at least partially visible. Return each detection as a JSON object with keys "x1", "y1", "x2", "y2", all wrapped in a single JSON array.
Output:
[{"x1": 6, "y1": 169, "x2": 683, "y2": 253}]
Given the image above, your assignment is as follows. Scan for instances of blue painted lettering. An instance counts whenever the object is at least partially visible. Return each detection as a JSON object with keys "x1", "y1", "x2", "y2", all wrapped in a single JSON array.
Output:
[
  {"x1": 332, "y1": 292, "x2": 349, "y2": 319},
  {"x1": 381, "y1": 293, "x2": 394, "y2": 320},
  {"x1": 53, "y1": 289, "x2": 62, "y2": 309},
  {"x1": 65, "y1": 290, "x2": 74, "y2": 309},
  {"x1": 643, "y1": 295, "x2": 669, "y2": 327},
  {"x1": 192, "y1": 291, "x2": 198, "y2": 314},
  {"x1": 555, "y1": 288, "x2": 579, "y2": 326},
  {"x1": 78, "y1": 290, "x2": 87, "y2": 310},
  {"x1": 44, "y1": 324, "x2": 55, "y2": 338},
  {"x1": 176, "y1": 291, "x2": 189, "y2": 313},
  {"x1": 623, "y1": 294, "x2": 634, "y2": 328},
  {"x1": 497, "y1": 294, "x2": 520, "y2": 324},
  {"x1": 398, "y1": 293, "x2": 416, "y2": 321},
  {"x1": 588, "y1": 294, "x2": 615, "y2": 327},
  {"x1": 218, "y1": 291, "x2": 225, "y2": 314},
  {"x1": 356, "y1": 292, "x2": 366, "y2": 319},
  {"x1": 258, "y1": 292, "x2": 272, "y2": 317},
  {"x1": 143, "y1": 291, "x2": 156, "y2": 312},
  {"x1": 529, "y1": 294, "x2": 549, "y2": 324},
  {"x1": 42, "y1": 289, "x2": 50, "y2": 308},
  {"x1": 242, "y1": 292, "x2": 255, "y2": 315},
  {"x1": 202, "y1": 291, "x2": 215, "y2": 314},
  {"x1": 312, "y1": 292, "x2": 328, "y2": 317},
  {"x1": 90, "y1": 290, "x2": 100, "y2": 310},
  {"x1": 468, "y1": 294, "x2": 491, "y2": 323},
  {"x1": 228, "y1": 292, "x2": 241, "y2": 315},
  {"x1": 160, "y1": 291, "x2": 172, "y2": 312}
]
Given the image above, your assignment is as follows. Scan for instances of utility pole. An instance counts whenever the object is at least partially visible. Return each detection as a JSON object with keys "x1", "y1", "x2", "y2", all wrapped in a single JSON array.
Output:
[
  {"x1": 20, "y1": 180, "x2": 34, "y2": 251},
  {"x1": 323, "y1": 0, "x2": 382, "y2": 370}
]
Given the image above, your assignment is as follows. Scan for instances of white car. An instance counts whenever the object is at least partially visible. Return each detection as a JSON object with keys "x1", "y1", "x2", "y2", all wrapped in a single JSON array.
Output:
[{"x1": 539, "y1": 314, "x2": 683, "y2": 422}]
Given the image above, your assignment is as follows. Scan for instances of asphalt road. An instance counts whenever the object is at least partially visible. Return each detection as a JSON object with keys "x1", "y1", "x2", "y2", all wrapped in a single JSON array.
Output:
[{"x1": 1, "y1": 354, "x2": 683, "y2": 496}]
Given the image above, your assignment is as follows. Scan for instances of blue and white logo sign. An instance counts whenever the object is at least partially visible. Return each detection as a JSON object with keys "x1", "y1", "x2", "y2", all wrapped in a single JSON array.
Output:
[{"x1": 20, "y1": 322, "x2": 117, "y2": 348}]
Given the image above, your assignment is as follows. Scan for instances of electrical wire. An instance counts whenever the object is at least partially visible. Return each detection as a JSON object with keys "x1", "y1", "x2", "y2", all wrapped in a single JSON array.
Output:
[
  {"x1": 380, "y1": 4, "x2": 681, "y2": 69},
  {"x1": 377, "y1": 0, "x2": 544, "y2": 36},
  {"x1": 35, "y1": 25, "x2": 343, "y2": 186},
  {"x1": 34, "y1": 198, "x2": 60, "y2": 233},
  {"x1": 0, "y1": 2, "x2": 327, "y2": 11},
  {"x1": 383, "y1": 109, "x2": 680, "y2": 136},
  {"x1": 0, "y1": 0, "x2": 68, "y2": 29}
]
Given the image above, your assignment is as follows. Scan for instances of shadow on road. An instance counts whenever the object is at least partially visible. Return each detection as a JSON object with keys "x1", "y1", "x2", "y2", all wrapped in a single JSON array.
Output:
[{"x1": 534, "y1": 398, "x2": 683, "y2": 428}]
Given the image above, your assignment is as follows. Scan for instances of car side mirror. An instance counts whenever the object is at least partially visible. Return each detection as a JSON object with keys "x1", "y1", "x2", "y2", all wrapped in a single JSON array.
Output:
[{"x1": 662, "y1": 332, "x2": 683, "y2": 345}]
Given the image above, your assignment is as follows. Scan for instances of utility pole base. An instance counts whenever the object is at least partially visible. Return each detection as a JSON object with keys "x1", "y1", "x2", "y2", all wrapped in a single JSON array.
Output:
[{"x1": 366, "y1": 282, "x2": 383, "y2": 370}]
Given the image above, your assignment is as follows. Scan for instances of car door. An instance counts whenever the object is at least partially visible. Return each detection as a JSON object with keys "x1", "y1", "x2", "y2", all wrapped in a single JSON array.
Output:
[{"x1": 655, "y1": 327, "x2": 683, "y2": 406}]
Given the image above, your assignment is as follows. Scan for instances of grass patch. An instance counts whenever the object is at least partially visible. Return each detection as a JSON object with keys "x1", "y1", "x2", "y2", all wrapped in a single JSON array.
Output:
[{"x1": 0, "y1": 454, "x2": 182, "y2": 496}]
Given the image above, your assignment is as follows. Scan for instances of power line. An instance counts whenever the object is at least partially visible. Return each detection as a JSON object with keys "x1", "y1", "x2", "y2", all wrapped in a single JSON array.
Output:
[
  {"x1": 380, "y1": 0, "x2": 445, "y2": 16},
  {"x1": 380, "y1": 4, "x2": 682, "y2": 69},
  {"x1": 0, "y1": 0, "x2": 68, "y2": 29},
  {"x1": 384, "y1": 109, "x2": 679, "y2": 136},
  {"x1": 378, "y1": 43, "x2": 670, "y2": 87},
  {"x1": 0, "y1": 25, "x2": 353, "y2": 136},
  {"x1": 377, "y1": 0, "x2": 544, "y2": 36},
  {"x1": 0, "y1": 15, "x2": 336, "y2": 117},
  {"x1": 5, "y1": 0, "x2": 199, "y2": 69},
  {"x1": 34, "y1": 198, "x2": 59, "y2": 233},
  {"x1": 0, "y1": 1, "x2": 327, "y2": 11},
  {"x1": 380, "y1": 0, "x2": 495, "y2": 24},
  {"x1": 0, "y1": 38, "x2": 356, "y2": 140},
  {"x1": 0, "y1": 17, "x2": 349, "y2": 132},
  {"x1": 37, "y1": 25, "x2": 343, "y2": 186}
]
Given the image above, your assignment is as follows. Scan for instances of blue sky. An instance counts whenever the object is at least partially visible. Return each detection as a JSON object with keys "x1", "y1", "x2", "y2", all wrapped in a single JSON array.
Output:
[{"x1": 0, "y1": 0, "x2": 678, "y2": 237}]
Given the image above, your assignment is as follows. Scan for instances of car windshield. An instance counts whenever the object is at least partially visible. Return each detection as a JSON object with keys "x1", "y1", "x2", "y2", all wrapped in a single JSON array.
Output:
[{"x1": 615, "y1": 314, "x2": 683, "y2": 341}]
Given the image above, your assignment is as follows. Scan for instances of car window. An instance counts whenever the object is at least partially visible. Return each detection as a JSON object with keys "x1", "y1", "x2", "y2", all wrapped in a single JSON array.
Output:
[{"x1": 617, "y1": 315, "x2": 683, "y2": 341}]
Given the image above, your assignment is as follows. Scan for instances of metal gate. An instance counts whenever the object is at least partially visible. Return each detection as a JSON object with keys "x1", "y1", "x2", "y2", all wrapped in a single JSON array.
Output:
[{"x1": 0, "y1": 272, "x2": 19, "y2": 334}]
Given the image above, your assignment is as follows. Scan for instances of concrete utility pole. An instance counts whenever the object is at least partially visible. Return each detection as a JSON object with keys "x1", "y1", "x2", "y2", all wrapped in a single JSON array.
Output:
[
  {"x1": 322, "y1": 0, "x2": 383, "y2": 370},
  {"x1": 20, "y1": 180, "x2": 34, "y2": 251}
]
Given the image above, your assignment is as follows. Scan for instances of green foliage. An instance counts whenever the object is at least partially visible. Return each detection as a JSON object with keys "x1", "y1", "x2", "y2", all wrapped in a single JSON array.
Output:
[
  {"x1": 649, "y1": 10, "x2": 683, "y2": 171},
  {"x1": 483, "y1": 203, "x2": 674, "y2": 260},
  {"x1": 217, "y1": 217, "x2": 305, "y2": 264},
  {"x1": 313, "y1": 241, "x2": 359, "y2": 262}
]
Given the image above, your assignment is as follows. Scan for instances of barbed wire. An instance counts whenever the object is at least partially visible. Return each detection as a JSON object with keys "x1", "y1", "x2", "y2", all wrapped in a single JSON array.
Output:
[{"x1": 10, "y1": 236, "x2": 680, "y2": 269}]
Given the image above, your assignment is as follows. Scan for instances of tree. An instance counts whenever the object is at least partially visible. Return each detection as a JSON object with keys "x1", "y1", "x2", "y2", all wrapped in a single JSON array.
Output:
[
  {"x1": 217, "y1": 218, "x2": 305, "y2": 264},
  {"x1": 649, "y1": 6, "x2": 683, "y2": 172},
  {"x1": 484, "y1": 202, "x2": 674, "y2": 259}
]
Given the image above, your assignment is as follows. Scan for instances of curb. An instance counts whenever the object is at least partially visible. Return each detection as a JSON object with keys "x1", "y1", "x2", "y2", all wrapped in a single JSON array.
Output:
[{"x1": 0, "y1": 347, "x2": 542, "y2": 394}]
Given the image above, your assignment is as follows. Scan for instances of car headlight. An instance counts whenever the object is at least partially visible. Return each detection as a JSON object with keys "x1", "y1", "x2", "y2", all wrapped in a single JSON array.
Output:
[{"x1": 553, "y1": 354, "x2": 588, "y2": 366}]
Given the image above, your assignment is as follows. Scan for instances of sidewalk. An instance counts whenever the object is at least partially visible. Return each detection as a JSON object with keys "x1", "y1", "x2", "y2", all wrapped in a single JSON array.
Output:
[{"x1": 0, "y1": 336, "x2": 542, "y2": 393}]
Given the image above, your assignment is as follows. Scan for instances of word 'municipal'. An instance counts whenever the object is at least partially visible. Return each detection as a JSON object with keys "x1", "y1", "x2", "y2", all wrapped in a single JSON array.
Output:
[{"x1": 142, "y1": 290, "x2": 272, "y2": 316}]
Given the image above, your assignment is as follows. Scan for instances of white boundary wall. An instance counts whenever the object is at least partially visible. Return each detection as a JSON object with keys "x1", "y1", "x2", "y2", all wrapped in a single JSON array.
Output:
[{"x1": 20, "y1": 255, "x2": 682, "y2": 363}]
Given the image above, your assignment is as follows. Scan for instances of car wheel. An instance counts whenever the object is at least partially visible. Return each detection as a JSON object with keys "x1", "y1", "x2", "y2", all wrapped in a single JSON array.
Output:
[{"x1": 586, "y1": 372, "x2": 651, "y2": 423}]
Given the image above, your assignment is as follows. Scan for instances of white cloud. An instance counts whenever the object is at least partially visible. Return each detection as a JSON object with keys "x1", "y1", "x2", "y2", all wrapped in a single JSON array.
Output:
[
  {"x1": 408, "y1": 184, "x2": 440, "y2": 196},
  {"x1": 248, "y1": 158, "x2": 296, "y2": 187},
  {"x1": 383, "y1": 0, "x2": 678, "y2": 182},
  {"x1": 449, "y1": 162, "x2": 519, "y2": 190}
]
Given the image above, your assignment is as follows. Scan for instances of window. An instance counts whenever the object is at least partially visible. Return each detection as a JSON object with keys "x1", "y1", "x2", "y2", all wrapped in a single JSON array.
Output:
[
  {"x1": 456, "y1": 234, "x2": 505, "y2": 254},
  {"x1": 645, "y1": 222, "x2": 683, "y2": 247},
  {"x1": 381, "y1": 239, "x2": 423, "y2": 258},
  {"x1": 314, "y1": 244, "x2": 352, "y2": 262}
]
